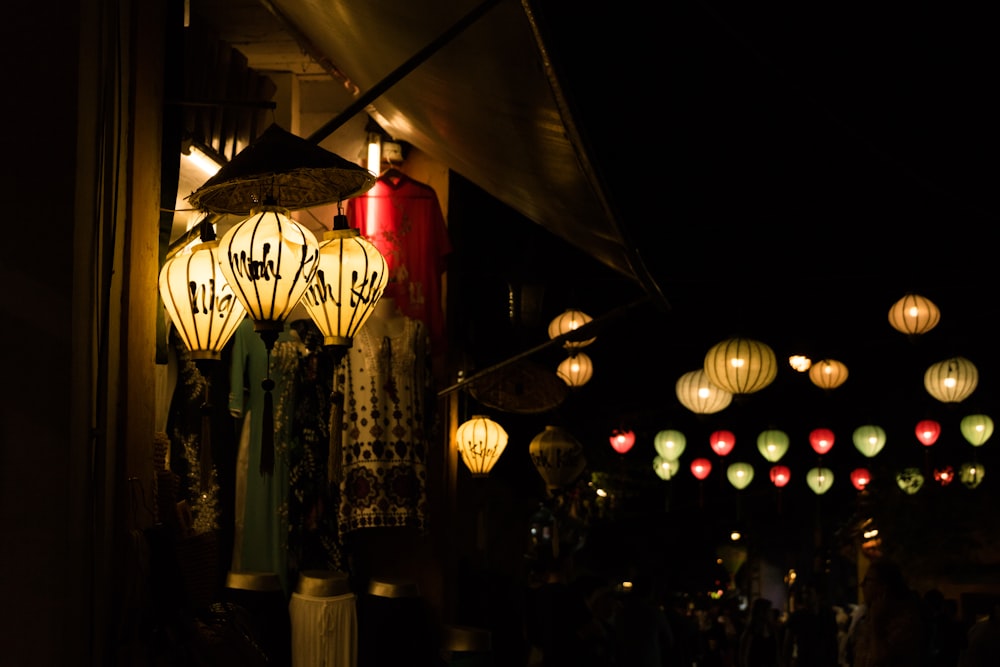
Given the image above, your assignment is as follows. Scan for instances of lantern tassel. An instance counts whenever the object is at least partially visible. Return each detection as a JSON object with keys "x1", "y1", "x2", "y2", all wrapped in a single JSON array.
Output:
[
  {"x1": 260, "y1": 377, "x2": 275, "y2": 476},
  {"x1": 328, "y1": 390, "x2": 344, "y2": 485},
  {"x1": 199, "y1": 379, "x2": 213, "y2": 491}
]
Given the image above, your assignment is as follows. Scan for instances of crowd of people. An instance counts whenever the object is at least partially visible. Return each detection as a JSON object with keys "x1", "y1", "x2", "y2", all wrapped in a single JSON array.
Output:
[{"x1": 522, "y1": 555, "x2": 1000, "y2": 667}]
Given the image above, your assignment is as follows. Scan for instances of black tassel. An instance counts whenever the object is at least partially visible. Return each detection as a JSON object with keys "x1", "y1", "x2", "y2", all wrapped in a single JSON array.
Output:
[{"x1": 260, "y1": 378, "x2": 275, "y2": 475}]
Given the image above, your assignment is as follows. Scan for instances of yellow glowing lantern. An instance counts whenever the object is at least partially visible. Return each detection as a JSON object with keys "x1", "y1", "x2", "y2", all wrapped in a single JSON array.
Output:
[
  {"x1": 547, "y1": 308, "x2": 595, "y2": 350},
  {"x1": 960, "y1": 462, "x2": 985, "y2": 489},
  {"x1": 704, "y1": 337, "x2": 777, "y2": 395},
  {"x1": 675, "y1": 369, "x2": 733, "y2": 414},
  {"x1": 556, "y1": 352, "x2": 594, "y2": 387},
  {"x1": 528, "y1": 426, "x2": 587, "y2": 490},
  {"x1": 808, "y1": 358, "x2": 849, "y2": 390},
  {"x1": 888, "y1": 293, "x2": 941, "y2": 335},
  {"x1": 924, "y1": 356, "x2": 978, "y2": 403},
  {"x1": 455, "y1": 416, "x2": 509, "y2": 477}
]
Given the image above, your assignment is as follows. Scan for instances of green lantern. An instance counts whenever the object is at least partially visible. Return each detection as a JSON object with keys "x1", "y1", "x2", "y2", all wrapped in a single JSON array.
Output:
[
  {"x1": 960, "y1": 462, "x2": 986, "y2": 489},
  {"x1": 806, "y1": 467, "x2": 835, "y2": 495},
  {"x1": 756, "y1": 429, "x2": 790, "y2": 462},
  {"x1": 654, "y1": 429, "x2": 687, "y2": 460},
  {"x1": 960, "y1": 414, "x2": 994, "y2": 447},
  {"x1": 726, "y1": 462, "x2": 755, "y2": 490},
  {"x1": 853, "y1": 425, "x2": 888, "y2": 458},
  {"x1": 653, "y1": 456, "x2": 682, "y2": 481},
  {"x1": 896, "y1": 467, "x2": 925, "y2": 495}
]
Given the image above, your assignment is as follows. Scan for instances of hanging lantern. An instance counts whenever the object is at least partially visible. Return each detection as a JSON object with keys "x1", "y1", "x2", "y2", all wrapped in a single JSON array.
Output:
[
  {"x1": 726, "y1": 462, "x2": 754, "y2": 490},
  {"x1": 756, "y1": 429, "x2": 790, "y2": 463},
  {"x1": 934, "y1": 466, "x2": 955, "y2": 486},
  {"x1": 852, "y1": 425, "x2": 887, "y2": 458},
  {"x1": 653, "y1": 456, "x2": 682, "y2": 481},
  {"x1": 960, "y1": 414, "x2": 994, "y2": 447},
  {"x1": 158, "y1": 239, "x2": 247, "y2": 360},
  {"x1": 556, "y1": 352, "x2": 594, "y2": 387},
  {"x1": 888, "y1": 293, "x2": 941, "y2": 335},
  {"x1": 924, "y1": 356, "x2": 978, "y2": 403},
  {"x1": 709, "y1": 430, "x2": 736, "y2": 457},
  {"x1": 808, "y1": 358, "x2": 849, "y2": 390},
  {"x1": 895, "y1": 467, "x2": 925, "y2": 495},
  {"x1": 455, "y1": 416, "x2": 509, "y2": 477},
  {"x1": 809, "y1": 428, "x2": 835, "y2": 456},
  {"x1": 960, "y1": 462, "x2": 986, "y2": 489},
  {"x1": 690, "y1": 458, "x2": 712, "y2": 480},
  {"x1": 703, "y1": 337, "x2": 777, "y2": 395},
  {"x1": 788, "y1": 354, "x2": 812, "y2": 372},
  {"x1": 653, "y1": 429, "x2": 686, "y2": 460},
  {"x1": 915, "y1": 419, "x2": 942, "y2": 447},
  {"x1": 300, "y1": 212, "x2": 388, "y2": 354},
  {"x1": 769, "y1": 465, "x2": 791, "y2": 488},
  {"x1": 806, "y1": 467, "x2": 835, "y2": 495},
  {"x1": 528, "y1": 426, "x2": 586, "y2": 490},
  {"x1": 547, "y1": 308, "x2": 595, "y2": 350},
  {"x1": 609, "y1": 429, "x2": 636, "y2": 454},
  {"x1": 675, "y1": 369, "x2": 733, "y2": 414},
  {"x1": 850, "y1": 468, "x2": 871, "y2": 491}
]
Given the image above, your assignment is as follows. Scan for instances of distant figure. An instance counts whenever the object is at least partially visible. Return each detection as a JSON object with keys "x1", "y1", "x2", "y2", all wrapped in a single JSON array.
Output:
[
  {"x1": 923, "y1": 588, "x2": 966, "y2": 667},
  {"x1": 851, "y1": 559, "x2": 927, "y2": 667},
  {"x1": 959, "y1": 601, "x2": 1000, "y2": 667},
  {"x1": 739, "y1": 597, "x2": 781, "y2": 667},
  {"x1": 782, "y1": 583, "x2": 839, "y2": 667}
]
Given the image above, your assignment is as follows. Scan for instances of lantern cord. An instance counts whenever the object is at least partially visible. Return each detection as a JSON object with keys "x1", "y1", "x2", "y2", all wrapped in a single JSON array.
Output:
[
  {"x1": 326, "y1": 346, "x2": 349, "y2": 487},
  {"x1": 260, "y1": 358, "x2": 276, "y2": 476},
  {"x1": 199, "y1": 376, "x2": 214, "y2": 492}
]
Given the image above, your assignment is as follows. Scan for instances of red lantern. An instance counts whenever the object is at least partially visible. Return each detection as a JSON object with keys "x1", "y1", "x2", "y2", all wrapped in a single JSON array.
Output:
[
  {"x1": 609, "y1": 429, "x2": 636, "y2": 454},
  {"x1": 809, "y1": 428, "x2": 835, "y2": 455},
  {"x1": 850, "y1": 468, "x2": 871, "y2": 491},
  {"x1": 769, "y1": 465, "x2": 791, "y2": 488},
  {"x1": 690, "y1": 458, "x2": 712, "y2": 480},
  {"x1": 709, "y1": 430, "x2": 736, "y2": 457},
  {"x1": 915, "y1": 419, "x2": 942, "y2": 447},
  {"x1": 934, "y1": 466, "x2": 955, "y2": 486}
]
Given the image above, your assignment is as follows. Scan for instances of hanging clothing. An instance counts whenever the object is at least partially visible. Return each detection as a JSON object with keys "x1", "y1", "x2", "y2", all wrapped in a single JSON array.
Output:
[
  {"x1": 333, "y1": 314, "x2": 431, "y2": 535},
  {"x1": 345, "y1": 171, "x2": 451, "y2": 361}
]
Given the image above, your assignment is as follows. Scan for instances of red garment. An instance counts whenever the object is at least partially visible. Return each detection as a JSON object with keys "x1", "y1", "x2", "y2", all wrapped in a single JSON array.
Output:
[{"x1": 346, "y1": 171, "x2": 451, "y2": 359}]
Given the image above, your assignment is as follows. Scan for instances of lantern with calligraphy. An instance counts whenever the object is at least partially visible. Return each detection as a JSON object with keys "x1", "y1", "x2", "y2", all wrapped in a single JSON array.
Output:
[
  {"x1": 915, "y1": 419, "x2": 941, "y2": 447},
  {"x1": 528, "y1": 426, "x2": 586, "y2": 491},
  {"x1": 960, "y1": 414, "x2": 994, "y2": 447},
  {"x1": 703, "y1": 337, "x2": 777, "y2": 395},
  {"x1": 455, "y1": 416, "x2": 509, "y2": 477},
  {"x1": 852, "y1": 425, "x2": 887, "y2": 458},
  {"x1": 757, "y1": 429, "x2": 789, "y2": 463},
  {"x1": 809, "y1": 428, "x2": 835, "y2": 456},
  {"x1": 924, "y1": 356, "x2": 978, "y2": 403}
]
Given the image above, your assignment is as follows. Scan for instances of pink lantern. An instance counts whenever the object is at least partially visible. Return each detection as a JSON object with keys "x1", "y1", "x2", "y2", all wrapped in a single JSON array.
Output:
[
  {"x1": 690, "y1": 458, "x2": 712, "y2": 480},
  {"x1": 850, "y1": 468, "x2": 871, "y2": 491},
  {"x1": 915, "y1": 419, "x2": 942, "y2": 447},
  {"x1": 769, "y1": 465, "x2": 791, "y2": 488},
  {"x1": 609, "y1": 429, "x2": 636, "y2": 454},
  {"x1": 709, "y1": 430, "x2": 736, "y2": 457},
  {"x1": 809, "y1": 428, "x2": 835, "y2": 455}
]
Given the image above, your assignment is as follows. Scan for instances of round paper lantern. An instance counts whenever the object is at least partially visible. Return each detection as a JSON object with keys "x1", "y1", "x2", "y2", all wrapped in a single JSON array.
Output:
[
  {"x1": 924, "y1": 356, "x2": 978, "y2": 403},
  {"x1": 960, "y1": 414, "x2": 994, "y2": 447},
  {"x1": 609, "y1": 429, "x2": 636, "y2": 454},
  {"x1": 852, "y1": 425, "x2": 887, "y2": 458},
  {"x1": 218, "y1": 205, "x2": 320, "y2": 348},
  {"x1": 808, "y1": 358, "x2": 849, "y2": 390},
  {"x1": 690, "y1": 458, "x2": 712, "y2": 480},
  {"x1": 960, "y1": 462, "x2": 985, "y2": 489},
  {"x1": 703, "y1": 337, "x2": 778, "y2": 395},
  {"x1": 158, "y1": 240, "x2": 248, "y2": 360},
  {"x1": 769, "y1": 465, "x2": 791, "y2": 488},
  {"x1": 934, "y1": 466, "x2": 955, "y2": 486},
  {"x1": 675, "y1": 369, "x2": 733, "y2": 415},
  {"x1": 709, "y1": 430, "x2": 736, "y2": 457},
  {"x1": 806, "y1": 467, "x2": 835, "y2": 495},
  {"x1": 528, "y1": 426, "x2": 586, "y2": 490},
  {"x1": 455, "y1": 416, "x2": 509, "y2": 477},
  {"x1": 653, "y1": 456, "x2": 682, "y2": 481},
  {"x1": 726, "y1": 462, "x2": 755, "y2": 490},
  {"x1": 915, "y1": 419, "x2": 941, "y2": 447},
  {"x1": 896, "y1": 468, "x2": 925, "y2": 495},
  {"x1": 547, "y1": 308, "x2": 595, "y2": 349},
  {"x1": 850, "y1": 468, "x2": 871, "y2": 491},
  {"x1": 653, "y1": 429, "x2": 687, "y2": 460},
  {"x1": 556, "y1": 352, "x2": 593, "y2": 387},
  {"x1": 888, "y1": 293, "x2": 940, "y2": 335},
  {"x1": 809, "y1": 428, "x2": 835, "y2": 456},
  {"x1": 757, "y1": 429, "x2": 790, "y2": 463}
]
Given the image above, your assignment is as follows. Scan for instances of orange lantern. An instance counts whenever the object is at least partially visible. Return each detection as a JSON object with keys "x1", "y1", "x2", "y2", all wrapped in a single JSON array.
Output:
[
  {"x1": 703, "y1": 337, "x2": 777, "y2": 395},
  {"x1": 769, "y1": 465, "x2": 791, "y2": 488},
  {"x1": 809, "y1": 428, "x2": 835, "y2": 456},
  {"x1": 915, "y1": 419, "x2": 941, "y2": 447},
  {"x1": 709, "y1": 430, "x2": 736, "y2": 457},
  {"x1": 808, "y1": 358, "x2": 849, "y2": 390},
  {"x1": 609, "y1": 429, "x2": 636, "y2": 454},
  {"x1": 850, "y1": 468, "x2": 871, "y2": 491},
  {"x1": 888, "y1": 293, "x2": 940, "y2": 335}
]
